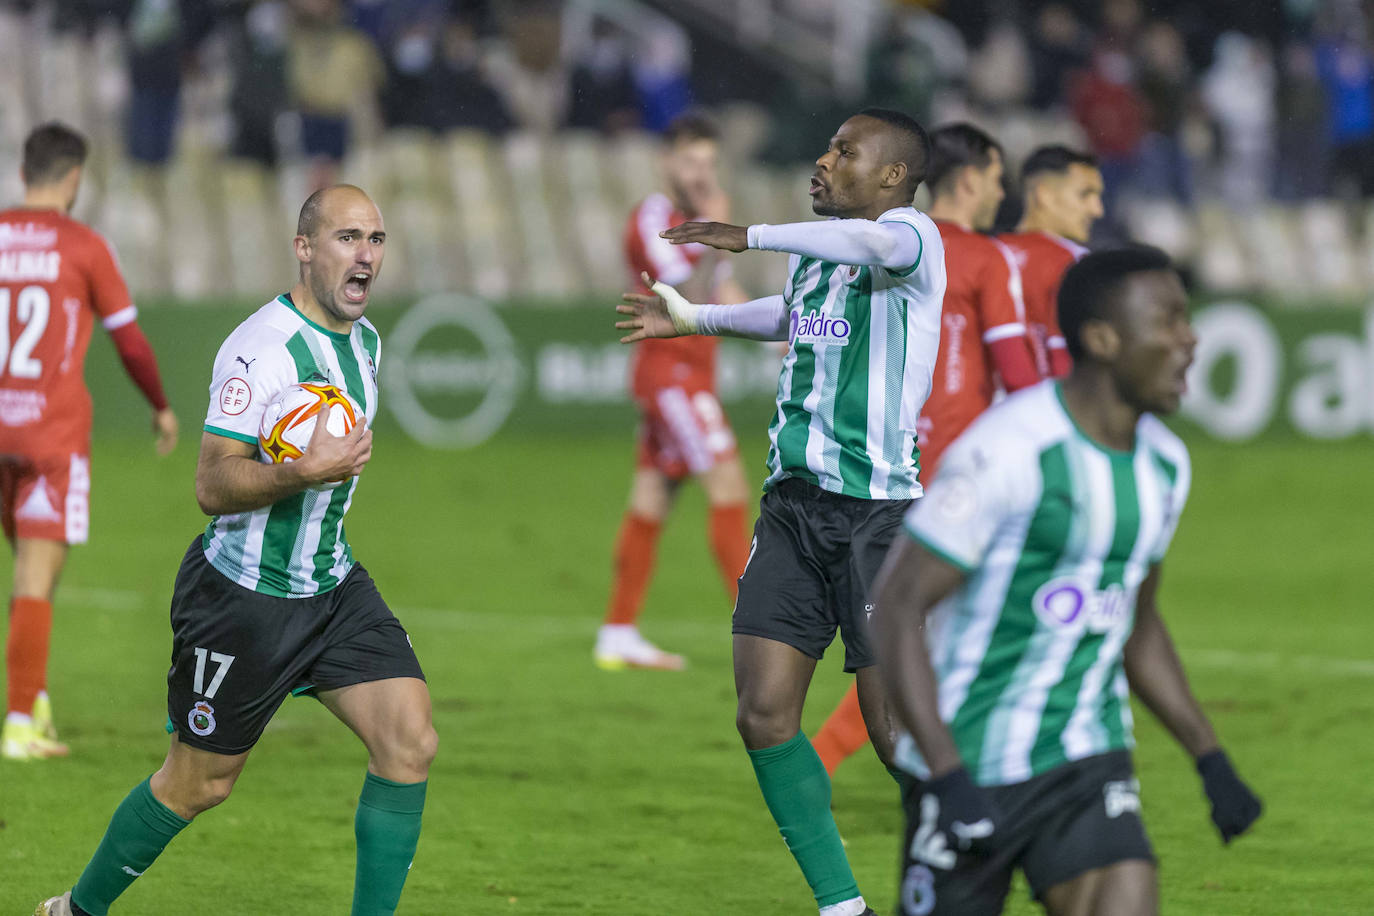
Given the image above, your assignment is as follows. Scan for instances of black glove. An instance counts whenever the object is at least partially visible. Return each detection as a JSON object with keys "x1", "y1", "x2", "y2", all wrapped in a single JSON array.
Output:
[
  {"x1": 908, "y1": 767, "x2": 1000, "y2": 869},
  {"x1": 1197, "y1": 749, "x2": 1262, "y2": 843}
]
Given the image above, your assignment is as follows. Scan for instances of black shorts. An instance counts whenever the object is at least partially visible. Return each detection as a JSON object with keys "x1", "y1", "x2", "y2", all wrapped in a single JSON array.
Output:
[
  {"x1": 165, "y1": 537, "x2": 424, "y2": 755},
  {"x1": 732, "y1": 477, "x2": 912, "y2": 671},
  {"x1": 898, "y1": 751, "x2": 1155, "y2": 916}
]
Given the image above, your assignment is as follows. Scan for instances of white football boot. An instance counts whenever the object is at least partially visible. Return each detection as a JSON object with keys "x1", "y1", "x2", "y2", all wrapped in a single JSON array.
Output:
[
  {"x1": 594, "y1": 624, "x2": 686, "y2": 671},
  {"x1": 35, "y1": 891, "x2": 74, "y2": 915}
]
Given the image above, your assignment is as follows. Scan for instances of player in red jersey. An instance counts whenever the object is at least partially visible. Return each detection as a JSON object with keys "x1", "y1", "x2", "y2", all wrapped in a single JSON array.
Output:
[
  {"x1": 595, "y1": 113, "x2": 753, "y2": 671},
  {"x1": 1, "y1": 123, "x2": 177, "y2": 761},
  {"x1": 810, "y1": 123, "x2": 1046, "y2": 777},
  {"x1": 998, "y1": 145, "x2": 1104, "y2": 378}
]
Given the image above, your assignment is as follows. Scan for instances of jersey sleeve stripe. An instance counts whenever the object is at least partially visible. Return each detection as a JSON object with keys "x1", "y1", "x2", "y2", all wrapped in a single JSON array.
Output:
[
  {"x1": 992, "y1": 238, "x2": 1028, "y2": 323},
  {"x1": 1047, "y1": 335, "x2": 1068, "y2": 349},
  {"x1": 101, "y1": 305, "x2": 138, "y2": 330},
  {"x1": 982, "y1": 322, "x2": 1028, "y2": 344},
  {"x1": 204, "y1": 423, "x2": 258, "y2": 444}
]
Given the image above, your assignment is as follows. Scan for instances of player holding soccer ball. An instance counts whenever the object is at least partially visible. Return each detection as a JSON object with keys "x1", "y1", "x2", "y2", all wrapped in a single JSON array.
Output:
[
  {"x1": 1, "y1": 123, "x2": 178, "y2": 761},
  {"x1": 876, "y1": 248, "x2": 1261, "y2": 916},
  {"x1": 37, "y1": 185, "x2": 436, "y2": 916}
]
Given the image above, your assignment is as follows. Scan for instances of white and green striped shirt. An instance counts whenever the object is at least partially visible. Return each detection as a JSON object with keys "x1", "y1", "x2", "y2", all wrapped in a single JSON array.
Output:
[
  {"x1": 896, "y1": 380, "x2": 1190, "y2": 786},
  {"x1": 201, "y1": 294, "x2": 380, "y2": 598},
  {"x1": 762, "y1": 207, "x2": 946, "y2": 499}
]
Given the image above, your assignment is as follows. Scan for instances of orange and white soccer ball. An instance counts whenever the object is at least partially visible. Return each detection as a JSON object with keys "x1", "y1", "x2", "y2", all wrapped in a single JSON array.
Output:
[{"x1": 258, "y1": 382, "x2": 364, "y2": 487}]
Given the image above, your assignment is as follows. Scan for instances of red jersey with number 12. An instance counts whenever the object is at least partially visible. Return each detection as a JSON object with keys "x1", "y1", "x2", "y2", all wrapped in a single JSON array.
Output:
[
  {"x1": 623, "y1": 193, "x2": 717, "y2": 397},
  {"x1": 0, "y1": 208, "x2": 135, "y2": 459}
]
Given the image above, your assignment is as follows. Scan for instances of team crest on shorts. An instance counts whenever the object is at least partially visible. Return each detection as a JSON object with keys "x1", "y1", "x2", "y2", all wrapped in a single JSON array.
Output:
[{"x1": 188, "y1": 701, "x2": 217, "y2": 737}]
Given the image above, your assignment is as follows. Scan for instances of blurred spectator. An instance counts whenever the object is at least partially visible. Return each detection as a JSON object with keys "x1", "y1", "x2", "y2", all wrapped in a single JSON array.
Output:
[
  {"x1": 1068, "y1": 49, "x2": 1146, "y2": 223},
  {"x1": 1274, "y1": 40, "x2": 1329, "y2": 201},
  {"x1": 1314, "y1": 25, "x2": 1374, "y2": 198},
  {"x1": 486, "y1": 1, "x2": 568, "y2": 134},
  {"x1": 1135, "y1": 20, "x2": 1195, "y2": 203},
  {"x1": 382, "y1": 11, "x2": 512, "y2": 134},
  {"x1": 567, "y1": 17, "x2": 640, "y2": 133},
  {"x1": 866, "y1": 8, "x2": 967, "y2": 126},
  {"x1": 1201, "y1": 32, "x2": 1276, "y2": 210},
  {"x1": 967, "y1": 20, "x2": 1032, "y2": 110},
  {"x1": 124, "y1": 0, "x2": 212, "y2": 166},
  {"x1": 227, "y1": 0, "x2": 289, "y2": 167},
  {"x1": 1028, "y1": 3, "x2": 1090, "y2": 111},
  {"x1": 287, "y1": 0, "x2": 384, "y2": 189},
  {"x1": 632, "y1": 23, "x2": 693, "y2": 131}
]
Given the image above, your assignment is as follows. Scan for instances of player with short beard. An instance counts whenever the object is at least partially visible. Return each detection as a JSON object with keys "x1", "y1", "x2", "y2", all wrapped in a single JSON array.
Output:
[
  {"x1": 596, "y1": 112, "x2": 753, "y2": 671},
  {"x1": 618, "y1": 107, "x2": 946, "y2": 916},
  {"x1": 999, "y1": 146, "x2": 1105, "y2": 377},
  {"x1": 38, "y1": 185, "x2": 436, "y2": 916},
  {"x1": 811, "y1": 123, "x2": 1045, "y2": 779},
  {"x1": 876, "y1": 247, "x2": 1261, "y2": 916}
]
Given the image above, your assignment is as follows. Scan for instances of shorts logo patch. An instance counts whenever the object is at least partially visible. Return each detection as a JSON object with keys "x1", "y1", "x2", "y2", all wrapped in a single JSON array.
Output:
[
  {"x1": 1104, "y1": 778, "x2": 1141, "y2": 818},
  {"x1": 16, "y1": 475, "x2": 62, "y2": 522},
  {"x1": 188, "y1": 700, "x2": 217, "y2": 737},
  {"x1": 900, "y1": 863, "x2": 936, "y2": 915},
  {"x1": 219, "y1": 377, "x2": 252, "y2": 416}
]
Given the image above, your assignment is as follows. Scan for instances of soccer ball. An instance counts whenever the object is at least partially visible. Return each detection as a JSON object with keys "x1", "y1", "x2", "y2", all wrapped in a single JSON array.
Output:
[{"x1": 258, "y1": 381, "x2": 363, "y2": 487}]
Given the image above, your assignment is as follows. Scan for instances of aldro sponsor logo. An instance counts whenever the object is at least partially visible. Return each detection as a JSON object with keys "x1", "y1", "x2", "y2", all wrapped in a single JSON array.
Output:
[{"x1": 790, "y1": 309, "x2": 851, "y2": 347}]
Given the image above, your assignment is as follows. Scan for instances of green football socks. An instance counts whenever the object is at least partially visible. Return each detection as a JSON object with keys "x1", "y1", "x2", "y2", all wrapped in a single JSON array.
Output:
[
  {"x1": 748, "y1": 732, "x2": 860, "y2": 908},
  {"x1": 70, "y1": 777, "x2": 190, "y2": 916},
  {"x1": 352, "y1": 772, "x2": 428, "y2": 916}
]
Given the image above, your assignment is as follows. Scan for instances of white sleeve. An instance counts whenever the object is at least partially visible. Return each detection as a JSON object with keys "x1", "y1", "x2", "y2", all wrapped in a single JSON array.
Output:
[
  {"x1": 697, "y1": 295, "x2": 790, "y2": 341},
  {"x1": 747, "y1": 218, "x2": 923, "y2": 272},
  {"x1": 203, "y1": 335, "x2": 294, "y2": 444},
  {"x1": 903, "y1": 434, "x2": 1020, "y2": 571}
]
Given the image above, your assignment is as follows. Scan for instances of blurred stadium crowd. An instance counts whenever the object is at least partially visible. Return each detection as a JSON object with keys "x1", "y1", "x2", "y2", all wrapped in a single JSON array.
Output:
[{"x1": 3, "y1": 0, "x2": 1374, "y2": 299}]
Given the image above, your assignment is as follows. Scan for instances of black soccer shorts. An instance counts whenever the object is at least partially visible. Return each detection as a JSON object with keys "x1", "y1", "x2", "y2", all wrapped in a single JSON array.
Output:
[
  {"x1": 898, "y1": 751, "x2": 1156, "y2": 916},
  {"x1": 164, "y1": 537, "x2": 425, "y2": 755},
  {"x1": 732, "y1": 477, "x2": 912, "y2": 671}
]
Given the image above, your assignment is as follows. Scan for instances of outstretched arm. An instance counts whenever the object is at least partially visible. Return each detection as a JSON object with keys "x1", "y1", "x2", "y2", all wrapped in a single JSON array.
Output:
[
  {"x1": 617, "y1": 272, "x2": 790, "y2": 342},
  {"x1": 664, "y1": 218, "x2": 923, "y2": 271}
]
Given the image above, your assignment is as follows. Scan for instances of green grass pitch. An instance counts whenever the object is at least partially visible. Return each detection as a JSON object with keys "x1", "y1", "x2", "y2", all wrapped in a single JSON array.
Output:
[{"x1": 2, "y1": 327, "x2": 1372, "y2": 912}]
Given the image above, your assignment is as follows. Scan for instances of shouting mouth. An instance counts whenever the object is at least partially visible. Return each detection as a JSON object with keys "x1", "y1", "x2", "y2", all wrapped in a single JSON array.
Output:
[
  {"x1": 343, "y1": 271, "x2": 371, "y2": 303},
  {"x1": 809, "y1": 175, "x2": 827, "y2": 197}
]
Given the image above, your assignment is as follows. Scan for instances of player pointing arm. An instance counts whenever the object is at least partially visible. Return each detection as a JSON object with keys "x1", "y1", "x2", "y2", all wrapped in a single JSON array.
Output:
[{"x1": 618, "y1": 108, "x2": 946, "y2": 916}]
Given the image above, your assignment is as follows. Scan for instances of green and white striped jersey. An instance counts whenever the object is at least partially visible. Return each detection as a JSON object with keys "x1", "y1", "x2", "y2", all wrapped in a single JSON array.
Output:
[
  {"x1": 896, "y1": 380, "x2": 1190, "y2": 786},
  {"x1": 201, "y1": 294, "x2": 380, "y2": 598},
  {"x1": 765, "y1": 207, "x2": 946, "y2": 500}
]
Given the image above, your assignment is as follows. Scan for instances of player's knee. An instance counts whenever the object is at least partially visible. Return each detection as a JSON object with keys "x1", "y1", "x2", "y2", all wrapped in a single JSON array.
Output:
[{"x1": 735, "y1": 699, "x2": 794, "y2": 750}]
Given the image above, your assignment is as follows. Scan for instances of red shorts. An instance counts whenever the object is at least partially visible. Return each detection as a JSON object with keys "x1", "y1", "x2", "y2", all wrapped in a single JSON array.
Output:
[
  {"x1": 635, "y1": 386, "x2": 738, "y2": 480},
  {"x1": 0, "y1": 453, "x2": 90, "y2": 544}
]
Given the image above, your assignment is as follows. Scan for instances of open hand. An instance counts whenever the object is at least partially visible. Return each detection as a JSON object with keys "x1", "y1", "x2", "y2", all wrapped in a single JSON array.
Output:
[
  {"x1": 660, "y1": 221, "x2": 748, "y2": 252},
  {"x1": 616, "y1": 271, "x2": 685, "y2": 342}
]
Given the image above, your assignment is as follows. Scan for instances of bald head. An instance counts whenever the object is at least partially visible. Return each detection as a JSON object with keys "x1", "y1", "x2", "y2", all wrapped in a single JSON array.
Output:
[{"x1": 297, "y1": 184, "x2": 375, "y2": 240}]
